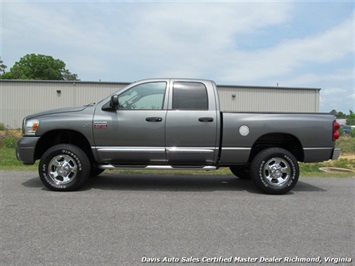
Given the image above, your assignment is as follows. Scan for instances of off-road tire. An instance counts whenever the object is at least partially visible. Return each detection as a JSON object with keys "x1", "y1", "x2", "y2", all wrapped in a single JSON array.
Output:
[
  {"x1": 250, "y1": 148, "x2": 299, "y2": 195},
  {"x1": 39, "y1": 144, "x2": 91, "y2": 191}
]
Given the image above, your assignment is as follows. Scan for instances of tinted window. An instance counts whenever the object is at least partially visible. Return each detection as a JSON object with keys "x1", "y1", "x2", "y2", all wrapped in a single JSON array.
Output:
[
  {"x1": 172, "y1": 82, "x2": 208, "y2": 110},
  {"x1": 118, "y1": 82, "x2": 166, "y2": 110}
]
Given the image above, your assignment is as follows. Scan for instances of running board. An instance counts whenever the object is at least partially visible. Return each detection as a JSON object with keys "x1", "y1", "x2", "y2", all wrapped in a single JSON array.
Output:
[{"x1": 98, "y1": 164, "x2": 217, "y2": 171}]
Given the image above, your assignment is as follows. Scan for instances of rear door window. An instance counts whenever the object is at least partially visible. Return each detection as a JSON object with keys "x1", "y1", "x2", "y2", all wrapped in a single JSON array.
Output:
[{"x1": 172, "y1": 82, "x2": 208, "y2": 110}]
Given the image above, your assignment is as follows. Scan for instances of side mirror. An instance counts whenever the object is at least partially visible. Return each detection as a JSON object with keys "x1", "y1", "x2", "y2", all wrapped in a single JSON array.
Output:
[
  {"x1": 102, "y1": 95, "x2": 119, "y2": 111},
  {"x1": 110, "y1": 95, "x2": 119, "y2": 108}
]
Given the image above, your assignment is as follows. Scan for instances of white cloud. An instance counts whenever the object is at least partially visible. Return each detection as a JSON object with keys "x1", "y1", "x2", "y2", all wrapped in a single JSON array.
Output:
[
  {"x1": 219, "y1": 14, "x2": 354, "y2": 83},
  {"x1": 4, "y1": 2, "x2": 351, "y2": 82},
  {"x1": 322, "y1": 88, "x2": 348, "y2": 96},
  {"x1": 2, "y1": 2, "x2": 117, "y2": 68},
  {"x1": 278, "y1": 69, "x2": 353, "y2": 87},
  {"x1": 75, "y1": 2, "x2": 292, "y2": 80},
  {"x1": 2, "y1": 2, "x2": 354, "y2": 112}
]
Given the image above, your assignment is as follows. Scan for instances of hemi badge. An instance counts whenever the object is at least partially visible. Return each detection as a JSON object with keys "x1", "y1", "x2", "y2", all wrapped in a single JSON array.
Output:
[{"x1": 94, "y1": 121, "x2": 108, "y2": 129}]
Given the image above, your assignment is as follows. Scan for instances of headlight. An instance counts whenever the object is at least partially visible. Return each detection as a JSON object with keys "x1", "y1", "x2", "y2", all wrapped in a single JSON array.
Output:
[{"x1": 24, "y1": 119, "x2": 40, "y2": 135}]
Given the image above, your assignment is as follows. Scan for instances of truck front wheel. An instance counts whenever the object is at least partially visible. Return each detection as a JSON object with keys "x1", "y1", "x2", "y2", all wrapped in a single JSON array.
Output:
[
  {"x1": 39, "y1": 144, "x2": 91, "y2": 191},
  {"x1": 250, "y1": 148, "x2": 299, "y2": 195}
]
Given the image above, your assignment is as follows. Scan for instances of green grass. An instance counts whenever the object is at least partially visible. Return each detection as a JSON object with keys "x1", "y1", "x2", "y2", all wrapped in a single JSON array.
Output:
[
  {"x1": 299, "y1": 162, "x2": 354, "y2": 177},
  {"x1": 1, "y1": 135, "x2": 354, "y2": 177},
  {"x1": 335, "y1": 135, "x2": 355, "y2": 154},
  {"x1": 0, "y1": 147, "x2": 38, "y2": 171}
]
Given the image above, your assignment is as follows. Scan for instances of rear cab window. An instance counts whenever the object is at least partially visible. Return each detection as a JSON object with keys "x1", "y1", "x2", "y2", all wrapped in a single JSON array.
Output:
[{"x1": 172, "y1": 82, "x2": 208, "y2": 110}]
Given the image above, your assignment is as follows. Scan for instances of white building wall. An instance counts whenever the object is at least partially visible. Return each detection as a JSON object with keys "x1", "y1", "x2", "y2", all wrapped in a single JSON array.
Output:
[
  {"x1": 0, "y1": 80, "x2": 320, "y2": 128},
  {"x1": 0, "y1": 81, "x2": 127, "y2": 128},
  {"x1": 218, "y1": 85, "x2": 320, "y2": 112}
]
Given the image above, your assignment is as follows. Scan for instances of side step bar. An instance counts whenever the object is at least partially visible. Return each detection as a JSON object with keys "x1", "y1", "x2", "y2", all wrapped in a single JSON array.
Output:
[{"x1": 98, "y1": 164, "x2": 217, "y2": 171}]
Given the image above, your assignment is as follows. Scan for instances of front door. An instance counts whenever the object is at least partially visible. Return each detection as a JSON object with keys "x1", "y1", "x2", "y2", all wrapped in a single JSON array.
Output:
[{"x1": 93, "y1": 81, "x2": 167, "y2": 164}]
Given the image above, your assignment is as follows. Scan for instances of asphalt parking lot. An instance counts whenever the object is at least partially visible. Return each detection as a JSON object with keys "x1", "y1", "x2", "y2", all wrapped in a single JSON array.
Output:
[{"x1": 1, "y1": 171, "x2": 354, "y2": 266}]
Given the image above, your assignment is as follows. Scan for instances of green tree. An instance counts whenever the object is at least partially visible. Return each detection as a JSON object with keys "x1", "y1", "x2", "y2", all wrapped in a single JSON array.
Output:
[
  {"x1": 330, "y1": 109, "x2": 337, "y2": 116},
  {"x1": 337, "y1": 111, "x2": 347, "y2": 119},
  {"x1": 346, "y1": 110, "x2": 355, "y2": 125},
  {"x1": 62, "y1": 69, "x2": 79, "y2": 81},
  {"x1": 0, "y1": 53, "x2": 79, "y2": 80},
  {"x1": 330, "y1": 109, "x2": 347, "y2": 119},
  {"x1": 0, "y1": 57, "x2": 7, "y2": 74}
]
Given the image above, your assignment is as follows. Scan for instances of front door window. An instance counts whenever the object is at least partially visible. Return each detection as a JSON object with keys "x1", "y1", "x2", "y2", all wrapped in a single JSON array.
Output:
[{"x1": 118, "y1": 82, "x2": 166, "y2": 110}]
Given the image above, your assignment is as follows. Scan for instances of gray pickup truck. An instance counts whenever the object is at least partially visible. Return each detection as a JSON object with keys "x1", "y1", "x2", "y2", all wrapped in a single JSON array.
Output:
[{"x1": 16, "y1": 78, "x2": 341, "y2": 194}]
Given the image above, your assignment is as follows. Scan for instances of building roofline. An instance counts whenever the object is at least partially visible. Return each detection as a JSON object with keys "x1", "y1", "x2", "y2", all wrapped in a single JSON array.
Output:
[
  {"x1": 0, "y1": 79, "x2": 321, "y2": 91},
  {"x1": 218, "y1": 84, "x2": 321, "y2": 91},
  {"x1": 0, "y1": 79, "x2": 131, "y2": 86}
]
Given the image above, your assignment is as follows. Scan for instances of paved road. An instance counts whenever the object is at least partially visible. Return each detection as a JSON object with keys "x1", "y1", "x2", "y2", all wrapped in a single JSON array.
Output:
[{"x1": 1, "y1": 171, "x2": 354, "y2": 266}]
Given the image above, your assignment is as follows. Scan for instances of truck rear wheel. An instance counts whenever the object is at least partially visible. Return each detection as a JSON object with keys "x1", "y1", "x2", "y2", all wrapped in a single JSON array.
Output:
[
  {"x1": 250, "y1": 148, "x2": 299, "y2": 195},
  {"x1": 39, "y1": 144, "x2": 91, "y2": 191}
]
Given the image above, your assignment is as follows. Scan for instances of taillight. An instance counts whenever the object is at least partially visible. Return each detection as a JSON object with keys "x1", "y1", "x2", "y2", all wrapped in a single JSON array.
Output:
[{"x1": 332, "y1": 121, "x2": 340, "y2": 141}]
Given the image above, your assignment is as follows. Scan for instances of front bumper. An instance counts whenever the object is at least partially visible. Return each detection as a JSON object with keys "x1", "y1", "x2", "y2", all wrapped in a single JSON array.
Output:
[
  {"x1": 331, "y1": 147, "x2": 341, "y2": 160},
  {"x1": 16, "y1": 136, "x2": 40, "y2": 165}
]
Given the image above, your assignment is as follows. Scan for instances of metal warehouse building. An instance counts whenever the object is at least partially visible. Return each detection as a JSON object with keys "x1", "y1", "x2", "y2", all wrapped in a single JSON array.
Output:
[{"x1": 0, "y1": 80, "x2": 320, "y2": 129}]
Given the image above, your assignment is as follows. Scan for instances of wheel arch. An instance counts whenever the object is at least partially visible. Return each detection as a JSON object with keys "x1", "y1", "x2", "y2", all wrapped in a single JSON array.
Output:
[
  {"x1": 249, "y1": 133, "x2": 304, "y2": 163},
  {"x1": 35, "y1": 130, "x2": 94, "y2": 163}
]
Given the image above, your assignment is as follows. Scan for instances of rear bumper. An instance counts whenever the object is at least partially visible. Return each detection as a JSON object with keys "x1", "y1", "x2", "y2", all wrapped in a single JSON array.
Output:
[
  {"x1": 331, "y1": 147, "x2": 341, "y2": 160},
  {"x1": 16, "y1": 136, "x2": 40, "y2": 165},
  {"x1": 303, "y1": 147, "x2": 341, "y2": 162}
]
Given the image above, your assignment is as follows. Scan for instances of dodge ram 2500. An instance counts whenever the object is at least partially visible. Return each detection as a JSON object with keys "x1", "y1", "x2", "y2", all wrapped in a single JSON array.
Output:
[{"x1": 16, "y1": 78, "x2": 341, "y2": 194}]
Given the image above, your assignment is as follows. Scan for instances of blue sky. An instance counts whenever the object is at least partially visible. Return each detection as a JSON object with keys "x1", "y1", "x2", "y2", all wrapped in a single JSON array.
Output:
[{"x1": 1, "y1": 0, "x2": 354, "y2": 113}]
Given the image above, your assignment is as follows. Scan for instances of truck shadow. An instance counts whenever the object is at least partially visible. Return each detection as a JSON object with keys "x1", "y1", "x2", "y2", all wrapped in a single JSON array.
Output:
[
  {"x1": 22, "y1": 173, "x2": 326, "y2": 193},
  {"x1": 293, "y1": 179, "x2": 327, "y2": 192},
  {"x1": 85, "y1": 174, "x2": 259, "y2": 193},
  {"x1": 85, "y1": 173, "x2": 326, "y2": 193}
]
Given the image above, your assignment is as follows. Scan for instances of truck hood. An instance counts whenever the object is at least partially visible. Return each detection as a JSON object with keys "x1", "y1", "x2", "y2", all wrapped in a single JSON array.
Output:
[{"x1": 26, "y1": 105, "x2": 93, "y2": 120}]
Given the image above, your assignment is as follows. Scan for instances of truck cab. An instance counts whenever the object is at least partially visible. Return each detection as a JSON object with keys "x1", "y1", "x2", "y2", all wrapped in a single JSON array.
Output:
[{"x1": 92, "y1": 79, "x2": 220, "y2": 167}]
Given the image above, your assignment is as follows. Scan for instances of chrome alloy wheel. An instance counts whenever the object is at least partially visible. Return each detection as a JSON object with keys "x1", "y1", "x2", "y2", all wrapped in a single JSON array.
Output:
[
  {"x1": 48, "y1": 155, "x2": 78, "y2": 185},
  {"x1": 262, "y1": 157, "x2": 291, "y2": 186}
]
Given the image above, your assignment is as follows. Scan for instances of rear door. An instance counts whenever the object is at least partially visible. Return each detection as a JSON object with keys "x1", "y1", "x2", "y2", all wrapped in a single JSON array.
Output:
[{"x1": 165, "y1": 81, "x2": 219, "y2": 165}]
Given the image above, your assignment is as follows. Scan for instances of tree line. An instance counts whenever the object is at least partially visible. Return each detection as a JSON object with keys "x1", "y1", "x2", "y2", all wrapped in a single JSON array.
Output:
[
  {"x1": 330, "y1": 110, "x2": 355, "y2": 125},
  {"x1": 0, "y1": 53, "x2": 79, "y2": 81}
]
